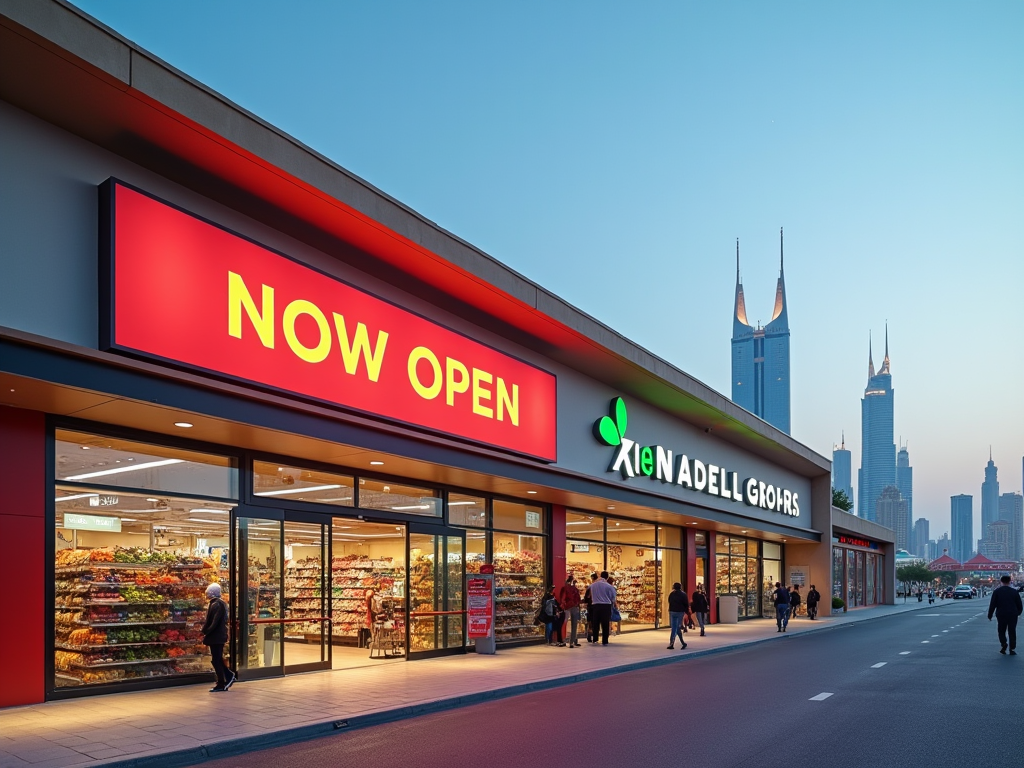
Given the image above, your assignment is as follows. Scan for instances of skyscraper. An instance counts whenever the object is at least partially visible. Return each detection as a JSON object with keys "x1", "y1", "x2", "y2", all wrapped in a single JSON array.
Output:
[
  {"x1": 981, "y1": 450, "x2": 1000, "y2": 534},
  {"x1": 998, "y1": 492, "x2": 1023, "y2": 563},
  {"x1": 950, "y1": 494, "x2": 974, "y2": 563},
  {"x1": 832, "y1": 433, "x2": 853, "y2": 507},
  {"x1": 876, "y1": 485, "x2": 910, "y2": 552},
  {"x1": 858, "y1": 329, "x2": 895, "y2": 521},
  {"x1": 731, "y1": 230, "x2": 791, "y2": 434},
  {"x1": 912, "y1": 518, "x2": 929, "y2": 558},
  {"x1": 896, "y1": 444, "x2": 913, "y2": 523}
]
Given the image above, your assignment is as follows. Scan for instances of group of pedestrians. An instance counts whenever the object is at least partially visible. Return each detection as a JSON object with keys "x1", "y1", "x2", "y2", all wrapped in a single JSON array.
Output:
[
  {"x1": 666, "y1": 583, "x2": 710, "y2": 649},
  {"x1": 773, "y1": 582, "x2": 821, "y2": 631}
]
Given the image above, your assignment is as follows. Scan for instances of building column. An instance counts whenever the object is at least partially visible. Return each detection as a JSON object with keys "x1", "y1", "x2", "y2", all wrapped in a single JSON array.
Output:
[
  {"x1": 0, "y1": 406, "x2": 46, "y2": 707},
  {"x1": 551, "y1": 504, "x2": 566, "y2": 591}
]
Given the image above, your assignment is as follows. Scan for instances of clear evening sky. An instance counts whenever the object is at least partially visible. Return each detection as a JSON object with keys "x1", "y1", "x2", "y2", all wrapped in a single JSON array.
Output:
[{"x1": 72, "y1": 1, "x2": 1024, "y2": 544}]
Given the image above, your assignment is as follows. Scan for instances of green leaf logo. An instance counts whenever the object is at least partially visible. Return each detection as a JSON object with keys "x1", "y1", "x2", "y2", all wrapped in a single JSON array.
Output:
[{"x1": 594, "y1": 397, "x2": 628, "y2": 445}]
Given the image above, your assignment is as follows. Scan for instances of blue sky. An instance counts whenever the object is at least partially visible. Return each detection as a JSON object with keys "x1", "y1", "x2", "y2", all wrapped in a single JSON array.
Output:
[{"x1": 72, "y1": 1, "x2": 1024, "y2": 544}]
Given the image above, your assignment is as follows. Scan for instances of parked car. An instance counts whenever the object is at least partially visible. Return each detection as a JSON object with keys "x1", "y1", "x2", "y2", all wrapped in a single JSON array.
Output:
[{"x1": 953, "y1": 585, "x2": 973, "y2": 599}]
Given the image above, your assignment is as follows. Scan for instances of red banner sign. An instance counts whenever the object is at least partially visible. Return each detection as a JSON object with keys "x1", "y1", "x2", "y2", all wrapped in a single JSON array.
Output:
[
  {"x1": 103, "y1": 181, "x2": 557, "y2": 460},
  {"x1": 837, "y1": 535, "x2": 875, "y2": 548},
  {"x1": 467, "y1": 574, "x2": 494, "y2": 639}
]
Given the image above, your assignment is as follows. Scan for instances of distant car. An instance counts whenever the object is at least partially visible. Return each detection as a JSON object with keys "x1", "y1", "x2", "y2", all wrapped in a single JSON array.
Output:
[{"x1": 953, "y1": 586, "x2": 973, "y2": 599}]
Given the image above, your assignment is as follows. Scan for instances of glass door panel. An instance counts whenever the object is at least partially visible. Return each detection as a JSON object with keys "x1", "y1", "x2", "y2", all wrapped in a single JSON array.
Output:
[
  {"x1": 234, "y1": 514, "x2": 283, "y2": 678},
  {"x1": 446, "y1": 535, "x2": 464, "y2": 647},
  {"x1": 407, "y1": 528, "x2": 465, "y2": 656},
  {"x1": 283, "y1": 521, "x2": 329, "y2": 671}
]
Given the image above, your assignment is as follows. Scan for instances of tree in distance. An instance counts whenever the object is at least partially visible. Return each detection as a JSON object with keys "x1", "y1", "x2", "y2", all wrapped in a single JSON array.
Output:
[
  {"x1": 832, "y1": 488, "x2": 853, "y2": 512},
  {"x1": 896, "y1": 563, "x2": 936, "y2": 602}
]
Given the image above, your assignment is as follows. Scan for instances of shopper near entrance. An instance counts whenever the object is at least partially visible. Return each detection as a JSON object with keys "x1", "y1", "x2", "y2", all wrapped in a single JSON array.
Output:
[
  {"x1": 202, "y1": 583, "x2": 235, "y2": 692},
  {"x1": 691, "y1": 585, "x2": 709, "y2": 635},
  {"x1": 805, "y1": 585, "x2": 821, "y2": 620},
  {"x1": 539, "y1": 587, "x2": 565, "y2": 646},
  {"x1": 773, "y1": 582, "x2": 791, "y2": 632},
  {"x1": 666, "y1": 583, "x2": 689, "y2": 650},
  {"x1": 987, "y1": 575, "x2": 1023, "y2": 655},
  {"x1": 583, "y1": 573, "x2": 598, "y2": 643},
  {"x1": 588, "y1": 571, "x2": 616, "y2": 645},
  {"x1": 559, "y1": 575, "x2": 582, "y2": 647},
  {"x1": 789, "y1": 585, "x2": 801, "y2": 618}
]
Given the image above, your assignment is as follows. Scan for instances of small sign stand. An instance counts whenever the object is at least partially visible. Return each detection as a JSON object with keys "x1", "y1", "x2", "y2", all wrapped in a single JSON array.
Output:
[{"x1": 468, "y1": 564, "x2": 496, "y2": 655}]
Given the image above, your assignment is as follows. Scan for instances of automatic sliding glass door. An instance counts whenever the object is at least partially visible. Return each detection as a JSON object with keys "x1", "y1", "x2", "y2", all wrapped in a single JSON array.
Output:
[{"x1": 407, "y1": 526, "x2": 465, "y2": 657}]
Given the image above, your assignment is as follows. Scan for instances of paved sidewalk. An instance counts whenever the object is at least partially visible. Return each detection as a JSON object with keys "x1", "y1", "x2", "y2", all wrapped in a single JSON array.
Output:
[{"x1": 0, "y1": 600, "x2": 950, "y2": 768}]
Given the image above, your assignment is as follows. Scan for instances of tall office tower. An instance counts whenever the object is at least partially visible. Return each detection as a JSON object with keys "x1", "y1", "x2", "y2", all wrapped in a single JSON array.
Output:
[
  {"x1": 912, "y1": 518, "x2": 929, "y2": 558},
  {"x1": 981, "y1": 450, "x2": 1000, "y2": 534},
  {"x1": 896, "y1": 444, "x2": 913, "y2": 523},
  {"x1": 950, "y1": 494, "x2": 974, "y2": 563},
  {"x1": 876, "y1": 485, "x2": 910, "y2": 551},
  {"x1": 927, "y1": 538, "x2": 941, "y2": 561},
  {"x1": 832, "y1": 433, "x2": 853, "y2": 507},
  {"x1": 933, "y1": 533, "x2": 952, "y2": 561},
  {"x1": 998, "y1": 491, "x2": 1024, "y2": 563},
  {"x1": 731, "y1": 230, "x2": 791, "y2": 434},
  {"x1": 980, "y1": 521, "x2": 1011, "y2": 560},
  {"x1": 858, "y1": 329, "x2": 896, "y2": 521}
]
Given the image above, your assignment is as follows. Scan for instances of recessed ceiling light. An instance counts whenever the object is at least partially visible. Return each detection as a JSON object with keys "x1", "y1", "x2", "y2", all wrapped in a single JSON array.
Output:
[
  {"x1": 80, "y1": 446, "x2": 90, "y2": 450},
  {"x1": 174, "y1": 422, "x2": 193, "y2": 428},
  {"x1": 146, "y1": 498, "x2": 159, "y2": 502},
  {"x1": 615, "y1": 522, "x2": 620, "y2": 526},
  {"x1": 741, "y1": 530, "x2": 747, "y2": 533},
  {"x1": 526, "y1": 490, "x2": 537, "y2": 494},
  {"x1": 607, "y1": 505, "x2": 615, "y2": 510},
  {"x1": 369, "y1": 460, "x2": 384, "y2": 466}
]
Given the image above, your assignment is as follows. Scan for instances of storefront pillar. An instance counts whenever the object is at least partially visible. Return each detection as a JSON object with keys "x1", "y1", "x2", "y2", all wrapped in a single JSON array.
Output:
[
  {"x1": 551, "y1": 504, "x2": 566, "y2": 590},
  {"x1": 707, "y1": 546, "x2": 717, "y2": 624},
  {"x1": 0, "y1": 406, "x2": 46, "y2": 706},
  {"x1": 685, "y1": 528, "x2": 697, "y2": 595}
]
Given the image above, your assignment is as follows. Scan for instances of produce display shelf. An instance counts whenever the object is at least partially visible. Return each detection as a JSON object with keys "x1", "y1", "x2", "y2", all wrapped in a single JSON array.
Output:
[
  {"x1": 76, "y1": 620, "x2": 188, "y2": 628},
  {"x1": 495, "y1": 597, "x2": 536, "y2": 602},
  {"x1": 54, "y1": 672, "x2": 83, "y2": 685},
  {"x1": 81, "y1": 600, "x2": 172, "y2": 606},
  {"x1": 495, "y1": 624, "x2": 536, "y2": 631},
  {"x1": 70, "y1": 655, "x2": 204, "y2": 669},
  {"x1": 494, "y1": 572, "x2": 541, "y2": 577},
  {"x1": 56, "y1": 641, "x2": 195, "y2": 651}
]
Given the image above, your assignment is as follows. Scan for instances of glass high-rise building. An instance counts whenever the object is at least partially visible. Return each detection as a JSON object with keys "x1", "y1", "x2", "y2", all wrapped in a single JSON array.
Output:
[
  {"x1": 832, "y1": 433, "x2": 853, "y2": 507},
  {"x1": 950, "y1": 494, "x2": 974, "y2": 563},
  {"x1": 858, "y1": 330, "x2": 895, "y2": 521},
  {"x1": 731, "y1": 231, "x2": 791, "y2": 434},
  {"x1": 912, "y1": 518, "x2": 929, "y2": 558},
  {"x1": 897, "y1": 445, "x2": 913, "y2": 523},
  {"x1": 981, "y1": 451, "x2": 1000, "y2": 534},
  {"x1": 998, "y1": 492, "x2": 1023, "y2": 563}
]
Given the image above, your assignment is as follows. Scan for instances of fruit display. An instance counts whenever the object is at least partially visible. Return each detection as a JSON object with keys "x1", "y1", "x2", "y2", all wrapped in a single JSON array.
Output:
[
  {"x1": 54, "y1": 547, "x2": 217, "y2": 688},
  {"x1": 493, "y1": 550, "x2": 544, "y2": 643}
]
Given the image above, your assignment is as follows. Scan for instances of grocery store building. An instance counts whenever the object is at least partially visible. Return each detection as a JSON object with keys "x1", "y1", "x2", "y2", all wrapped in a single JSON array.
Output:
[{"x1": 0, "y1": 1, "x2": 845, "y2": 708}]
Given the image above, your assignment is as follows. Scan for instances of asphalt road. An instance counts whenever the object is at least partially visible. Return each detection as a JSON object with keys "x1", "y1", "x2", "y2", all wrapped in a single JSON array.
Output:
[{"x1": 204, "y1": 601, "x2": 1021, "y2": 768}]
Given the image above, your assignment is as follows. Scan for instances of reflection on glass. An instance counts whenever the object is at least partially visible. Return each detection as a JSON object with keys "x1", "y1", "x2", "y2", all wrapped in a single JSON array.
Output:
[
  {"x1": 659, "y1": 526, "x2": 682, "y2": 549},
  {"x1": 566, "y1": 511, "x2": 603, "y2": 540},
  {"x1": 55, "y1": 430, "x2": 237, "y2": 498},
  {"x1": 409, "y1": 534, "x2": 440, "y2": 652},
  {"x1": 446, "y1": 536, "x2": 464, "y2": 648},
  {"x1": 240, "y1": 518, "x2": 282, "y2": 671},
  {"x1": 254, "y1": 462, "x2": 353, "y2": 507},
  {"x1": 606, "y1": 518, "x2": 655, "y2": 546},
  {"x1": 493, "y1": 500, "x2": 544, "y2": 533},
  {"x1": 359, "y1": 479, "x2": 440, "y2": 516},
  {"x1": 448, "y1": 494, "x2": 486, "y2": 527},
  {"x1": 493, "y1": 532, "x2": 544, "y2": 643}
]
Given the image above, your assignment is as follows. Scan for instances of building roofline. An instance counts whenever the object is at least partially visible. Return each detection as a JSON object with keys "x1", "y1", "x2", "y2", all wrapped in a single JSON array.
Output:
[{"x1": 0, "y1": 0, "x2": 830, "y2": 477}]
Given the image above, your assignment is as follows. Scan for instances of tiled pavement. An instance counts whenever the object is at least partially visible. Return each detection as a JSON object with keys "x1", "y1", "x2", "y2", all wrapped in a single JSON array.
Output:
[{"x1": 0, "y1": 600, "x2": 948, "y2": 768}]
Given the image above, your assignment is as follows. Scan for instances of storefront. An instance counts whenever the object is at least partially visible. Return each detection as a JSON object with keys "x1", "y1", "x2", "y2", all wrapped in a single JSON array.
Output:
[
  {"x1": 831, "y1": 509, "x2": 896, "y2": 612},
  {"x1": 0, "y1": 2, "x2": 836, "y2": 707}
]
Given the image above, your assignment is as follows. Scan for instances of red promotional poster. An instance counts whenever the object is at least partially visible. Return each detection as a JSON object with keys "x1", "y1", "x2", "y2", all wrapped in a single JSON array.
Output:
[
  {"x1": 467, "y1": 575, "x2": 494, "y2": 639},
  {"x1": 102, "y1": 181, "x2": 557, "y2": 461}
]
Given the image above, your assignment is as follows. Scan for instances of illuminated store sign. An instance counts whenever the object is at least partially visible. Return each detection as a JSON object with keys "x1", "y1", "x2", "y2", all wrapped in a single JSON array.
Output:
[
  {"x1": 593, "y1": 397, "x2": 800, "y2": 517},
  {"x1": 101, "y1": 181, "x2": 557, "y2": 461},
  {"x1": 836, "y1": 535, "x2": 876, "y2": 549},
  {"x1": 63, "y1": 513, "x2": 121, "y2": 533}
]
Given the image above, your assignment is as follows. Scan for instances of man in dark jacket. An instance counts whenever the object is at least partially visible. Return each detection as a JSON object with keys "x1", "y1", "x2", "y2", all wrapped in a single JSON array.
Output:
[
  {"x1": 987, "y1": 575, "x2": 1024, "y2": 655},
  {"x1": 666, "y1": 583, "x2": 689, "y2": 650},
  {"x1": 773, "y1": 582, "x2": 791, "y2": 632},
  {"x1": 691, "y1": 585, "x2": 710, "y2": 636},
  {"x1": 202, "y1": 583, "x2": 235, "y2": 691},
  {"x1": 805, "y1": 585, "x2": 821, "y2": 620}
]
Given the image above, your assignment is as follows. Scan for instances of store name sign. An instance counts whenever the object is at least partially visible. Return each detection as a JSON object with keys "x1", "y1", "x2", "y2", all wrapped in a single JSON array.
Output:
[
  {"x1": 837, "y1": 535, "x2": 875, "y2": 548},
  {"x1": 593, "y1": 398, "x2": 800, "y2": 517},
  {"x1": 102, "y1": 181, "x2": 557, "y2": 461},
  {"x1": 63, "y1": 513, "x2": 121, "y2": 532}
]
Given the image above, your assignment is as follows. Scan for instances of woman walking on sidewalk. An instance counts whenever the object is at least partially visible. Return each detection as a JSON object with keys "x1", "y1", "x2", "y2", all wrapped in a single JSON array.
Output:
[
  {"x1": 202, "y1": 583, "x2": 235, "y2": 692},
  {"x1": 691, "y1": 584, "x2": 709, "y2": 635},
  {"x1": 559, "y1": 575, "x2": 582, "y2": 647},
  {"x1": 667, "y1": 583, "x2": 689, "y2": 649}
]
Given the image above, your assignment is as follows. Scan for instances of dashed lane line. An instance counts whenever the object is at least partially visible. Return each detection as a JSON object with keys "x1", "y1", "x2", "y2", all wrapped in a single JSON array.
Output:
[
  {"x1": 899, "y1": 652, "x2": 911, "y2": 655},
  {"x1": 809, "y1": 692, "x2": 834, "y2": 701},
  {"x1": 871, "y1": 662, "x2": 887, "y2": 668}
]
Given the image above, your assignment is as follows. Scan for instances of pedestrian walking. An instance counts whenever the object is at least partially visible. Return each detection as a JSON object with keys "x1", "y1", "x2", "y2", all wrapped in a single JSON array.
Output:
[
  {"x1": 540, "y1": 587, "x2": 565, "y2": 646},
  {"x1": 583, "y1": 573, "x2": 598, "y2": 643},
  {"x1": 607, "y1": 576, "x2": 621, "y2": 635},
  {"x1": 773, "y1": 582, "x2": 791, "y2": 632},
  {"x1": 789, "y1": 585, "x2": 802, "y2": 618},
  {"x1": 588, "y1": 571, "x2": 616, "y2": 645},
  {"x1": 666, "y1": 582, "x2": 689, "y2": 649},
  {"x1": 805, "y1": 585, "x2": 821, "y2": 620},
  {"x1": 691, "y1": 584, "x2": 710, "y2": 635},
  {"x1": 201, "y1": 583, "x2": 235, "y2": 692},
  {"x1": 988, "y1": 575, "x2": 1023, "y2": 655},
  {"x1": 928, "y1": 588, "x2": 935, "y2": 604},
  {"x1": 559, "y1": 575, "x2": 582, "y2": 647}
]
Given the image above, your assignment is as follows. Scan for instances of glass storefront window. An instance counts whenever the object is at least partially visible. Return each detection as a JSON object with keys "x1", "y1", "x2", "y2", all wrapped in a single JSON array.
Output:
[
  {"x1": 358, "y1": 479, "x2": 440, "y2": 517},
  {"x1": 54, "y1": 486, "x2": 232, "y2": 689},
  {"x1": 566, "y1": 511, "x2": 604, "y2": 540},
  {"x1": 715, "y1": 534, "x2": 764, "y2": 620},
  {"x1": 832, "y1": 547, "x2": 844, "y2": 604},
  {"x1": 493, "y1": 532, "x2": 545, "y2": 643},
  {"x1": 659, "y1": 547, "x2": 683, "y2": 628},
  {"x1": 608, "y1": 543, "x2": 657, "y2": 629},
  {"x1": 567, "y1": 540, "x2": 603, "y2": 584},
  {"x1": 253, "y1": 461, "x2": 353, "y2": 507},
  {"x1": 762, "y1": 555, "x2": 782, "y2": 618},
  {"x1": 447, "y1": 494, "x2": 486, "y2": 527},
  {"x1": 846, "y1": 551, "x2": 857, "y2": 607},
  {"x1": 866, "y1": 553, "x2": 876, "y2": 606},
  {"x1": 659, "y1": 526, "x2": 682, "y2": 549},
  {"x1": 56, "y1": 430, "x2": 237, "y2": 499},
  {"x1": 855, "y1": 551, "x2": 865, "y2": 606},
  {"x1": 606, "y1": 518, "x2": 655, "y2": 546},
  {"x1": 492, "y1": 500, "x2": 545, "y2": 533}
]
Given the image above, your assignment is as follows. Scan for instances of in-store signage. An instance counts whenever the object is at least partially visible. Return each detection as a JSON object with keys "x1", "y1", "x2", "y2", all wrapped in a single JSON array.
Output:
[
  {"x1": 525, "y1": 510, "x2": 541, "y2": 529},
  {"x1": 570, "y1": 542, "x2": 590, "y2": 553},
  {"x1": 593, "y1": 397, "x2": 800, "y2": 517},
  {"x1": 63, "y1": 513, "x2": 122, "y2": 533},
  {"x1": 88, "y1": 495, "x2": 119, "y2": 507},
  {"x1": 101, "y1": 181, "x2": 557, "y2": 461},
  {"x1": 837, "y1": 535, "x2": 876, "y2": 549}
]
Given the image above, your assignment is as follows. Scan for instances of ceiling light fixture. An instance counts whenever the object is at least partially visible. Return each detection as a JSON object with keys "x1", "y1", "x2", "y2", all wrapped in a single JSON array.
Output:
[
  {"x1": 447, "y1": 501, "x2": 478, "y2": 506},
  {"x1": 55, "y1": 493, "x2": 100, "y2": 503},
  {"x1": 255, "y1": 484, "x2": 342, "y2": 497},
  {"x1": 391, "y1": 504, "x2": 430, "y2": 511},
  {"x1": 188, "y1": 518, "x2": 230, "y2": 525},
  {"x1": 369, "y1": 460, "x2": 385, "y2": 466},
  {"x1": 64, "y1": 458, "x2": 184, "y2": 481},
  {"x1": 190, "y1": 508, "x2": 230, "y2": 515},
  {"x1": 174, "y1": 422, "x2": 193, "y2": 428},
  {"x1": 526, "y1": 490, "x2": 538, "y2": 494}
]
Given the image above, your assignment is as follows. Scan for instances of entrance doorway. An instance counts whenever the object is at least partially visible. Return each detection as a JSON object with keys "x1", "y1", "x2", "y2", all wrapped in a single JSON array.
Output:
[{"x1": 408, "y1": 525, "x2": 466, "y2": 657}]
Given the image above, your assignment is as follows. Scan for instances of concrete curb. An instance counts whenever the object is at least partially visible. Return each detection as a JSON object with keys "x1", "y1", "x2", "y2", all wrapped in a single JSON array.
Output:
[{"x1": 92, "y1": 606, "x2": 936, "y2": 768}]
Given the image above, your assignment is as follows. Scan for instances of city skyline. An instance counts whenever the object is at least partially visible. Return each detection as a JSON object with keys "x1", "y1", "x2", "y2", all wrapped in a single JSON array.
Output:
[{"x1": 68, "y1": 1, "x2": 1024, "y2": 539}]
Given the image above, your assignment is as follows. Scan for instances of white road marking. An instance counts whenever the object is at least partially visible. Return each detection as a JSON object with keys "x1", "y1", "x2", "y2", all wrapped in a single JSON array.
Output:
[
  {"x1": 921, "y1": 640, "x2": 930, "y2": 643},
  {"x1": 809, "y1": 692, "x2": 834, "y2": 701},
  {"x1": 942, "y1": 630, "x2": 949, "y2": 633},
  {"x1": 919, "y1": 614, "x2": 941, "y2": 616},
  {"x1": 871, "y1": 662, "x2": 887, "y2": 668},
  {"x1": 899, "y1": 652, "x2": 911, "y2": 655},
  {"x1": 931, "y1": 635, "x2": 939, "y2": 637}
]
